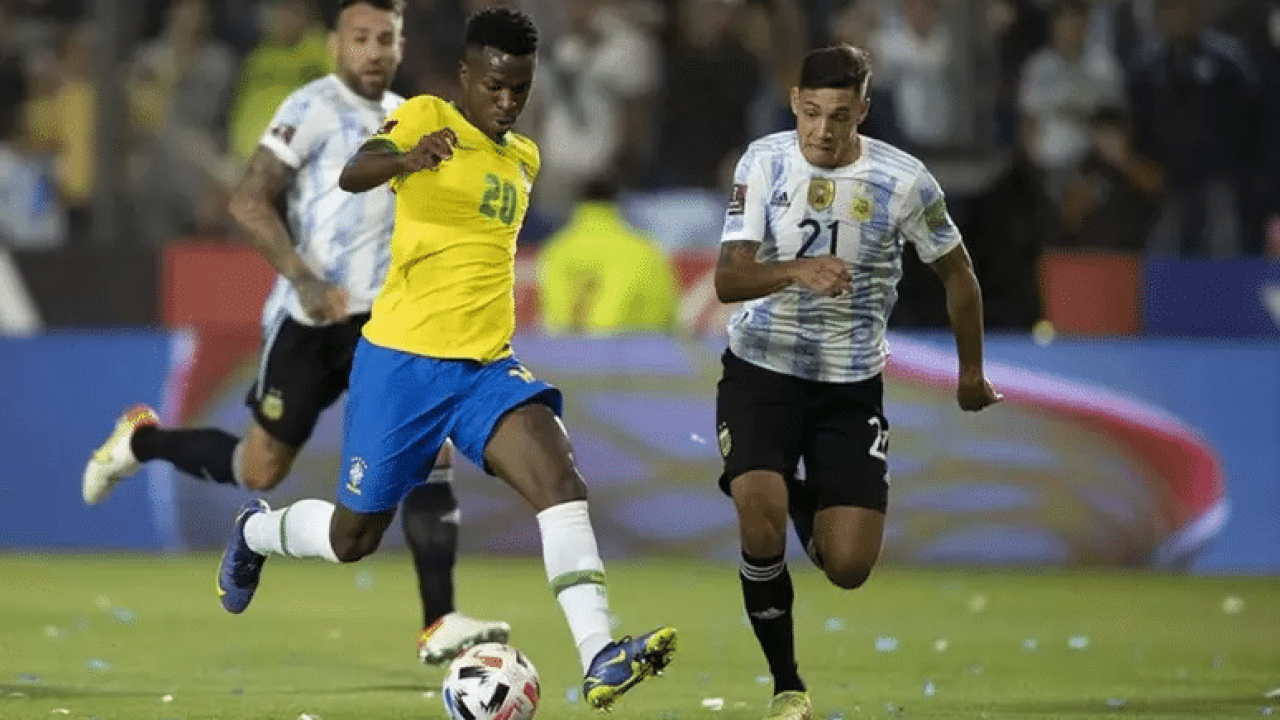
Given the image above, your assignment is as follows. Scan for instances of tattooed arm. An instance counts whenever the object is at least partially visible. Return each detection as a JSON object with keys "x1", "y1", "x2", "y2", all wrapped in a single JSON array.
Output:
[
  {"x1": 228, "y1": 148, "x2": 348, "y2": 323},
  {"x1": 714, "y1": 240, "x2": 852, "y2": 303}
]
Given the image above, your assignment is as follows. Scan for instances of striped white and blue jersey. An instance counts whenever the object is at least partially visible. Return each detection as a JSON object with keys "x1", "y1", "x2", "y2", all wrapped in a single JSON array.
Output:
[
  {"x1": 257, "y1": 74, "x2": 403, "y2": 328},
  {"x1": 721, "y1": 131, "x2": 962, "y2": 383}
]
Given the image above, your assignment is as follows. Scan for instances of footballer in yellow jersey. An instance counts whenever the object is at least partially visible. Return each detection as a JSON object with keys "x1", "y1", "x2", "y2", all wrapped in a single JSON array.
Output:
[
  {"x1": 208, "y1": 7, "x2": 677, "y2": 711},
  {"x1": 360, "y1": 94, "x2": 539, "y2": 361}
]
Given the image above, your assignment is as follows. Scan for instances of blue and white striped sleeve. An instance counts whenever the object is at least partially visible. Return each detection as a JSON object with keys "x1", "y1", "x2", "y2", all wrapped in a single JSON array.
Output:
[
  {"x1": 258, "y1": 89, "x2": 333, "y2": 170},
  {"x1": 899, "y1": 167, "x2": 962, "y2": 264},
  {"x1": 721, "y1": 146, "x2": 768, "y2": 245}
]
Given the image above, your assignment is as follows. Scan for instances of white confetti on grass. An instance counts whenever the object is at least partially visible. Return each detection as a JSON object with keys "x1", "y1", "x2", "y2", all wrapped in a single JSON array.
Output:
[
  {"x1": 1222, "y1": 596, "x2": 1245, "y2": 614},
  {"x1": 160, "y1": 694, "x2": 173, "y2": 703},
  {"x1": 874, "y1": 637, "x2": 899, "y2": 653},
  {"x1": 823, "y1": 617, "x2": 846, "y2": 632},
  {"x1": 1068, "y1": 635, "x2": 1090, "y2": 650},
  {"x1": 1022, "y1": 638, "x2": 1039, "y2": 652},
  {"x1": 1263, "y1": 688, "x2": 1280, "y2": 699},
  {"x1": 353, "y1": 570, "x2": 374, "y2": 590},
  {"x1": 701, "y1": 697, "x2": 724, "y2": 711},
  {"x1": 967, "y1": 593, "x2": 988, "y2": 613},
  {"x1": 923, "y1": 680, "x2": 937, "y2": 697},
  {"x1": 932, "y1": 638, "x2": 949, "y2": 653}
]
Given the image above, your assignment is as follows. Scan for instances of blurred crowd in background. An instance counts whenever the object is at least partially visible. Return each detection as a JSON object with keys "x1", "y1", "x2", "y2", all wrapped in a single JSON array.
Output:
[{"x1": 1, "y1": 0, "x2": 1278, "y2": 331}]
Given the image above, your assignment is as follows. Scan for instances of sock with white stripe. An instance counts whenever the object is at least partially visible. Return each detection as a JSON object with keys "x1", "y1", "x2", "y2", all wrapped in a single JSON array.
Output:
[
  {"x1": 536, "y1": 500, "x2": 613, "y2": 673},
  {"x1": 243, "y1": 499, "x2": 339, "y2": 562},
  {"x1": 740, "y1": 552, "x2": 804, "y2": 695}
]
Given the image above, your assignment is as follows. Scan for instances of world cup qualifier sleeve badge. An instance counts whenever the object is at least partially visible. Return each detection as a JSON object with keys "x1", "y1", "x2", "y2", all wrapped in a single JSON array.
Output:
[{"x1": 807, "y1": 178, "x2": 835, "y2": 211}]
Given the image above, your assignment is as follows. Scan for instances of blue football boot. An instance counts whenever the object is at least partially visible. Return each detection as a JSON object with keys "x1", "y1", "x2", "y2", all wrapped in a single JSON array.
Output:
[
  {"x1": 217, "y1": 499, "x2": 269, "y2": 613},
  {"x1": 583, "y1": 626, "x2": 677, "y2": 709}
]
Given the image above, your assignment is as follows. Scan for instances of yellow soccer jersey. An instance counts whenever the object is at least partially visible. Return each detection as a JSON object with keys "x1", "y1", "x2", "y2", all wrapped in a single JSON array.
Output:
[{"x1": 361, "y1": 95, "x2": 539, "y2": 361}]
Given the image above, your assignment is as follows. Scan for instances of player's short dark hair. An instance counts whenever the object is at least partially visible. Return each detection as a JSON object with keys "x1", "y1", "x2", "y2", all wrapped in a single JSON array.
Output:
[
  {"x1": 465, "y1": 6, "x2": 538, "y2": 57},
  {"x1": 798, "y1": 45, "x2": 872, "y2": 94},
  {"x1": 337, "y1": 0, "x2": 404, "y2": 16}
]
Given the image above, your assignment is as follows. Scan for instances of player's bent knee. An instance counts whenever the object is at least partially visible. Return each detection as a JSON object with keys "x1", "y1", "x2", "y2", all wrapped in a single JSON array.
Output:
[
  {"x1": 824, "y1": 562, "x2": 874, "y2": 590},
  {"x1": 239, "y1": 462, "x2": 290, "y2": 492},
  {"x1": 240, "y1": 428, "x2": 298, "y2": 491}
]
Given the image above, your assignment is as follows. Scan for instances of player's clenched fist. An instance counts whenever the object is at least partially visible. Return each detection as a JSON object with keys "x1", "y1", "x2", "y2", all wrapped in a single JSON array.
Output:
[
  {"x1": 956, "y1": 372, "x2": 1003, "y2": 412},
  {"x1": 790, "y1": 255, "x2": 852, "y2": 298},
  {"x1": 294, "y1": 274, "x2": 351, "y2": 324},
  {"x1": 401, "y1": 128, "x2": 458, "y2": 173}
]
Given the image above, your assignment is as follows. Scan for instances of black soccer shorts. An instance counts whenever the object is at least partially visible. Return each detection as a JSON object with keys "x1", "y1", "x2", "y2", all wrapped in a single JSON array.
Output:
[
  {"x1": 244, "y1": 313, "x2": 370, "y2": 447},
  {"x1": 715, "y1": 349, "x2": 890, "y2": 513}
]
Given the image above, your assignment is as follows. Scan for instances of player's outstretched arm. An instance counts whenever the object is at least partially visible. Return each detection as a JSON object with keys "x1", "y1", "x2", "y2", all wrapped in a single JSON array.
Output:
[
  {"x1": 930, "y1": 244, "x2": 1002, "y2": 412},
  {"x1": 229, "y1": 148, "x2": 349, "y2": 323},
  {"x1": 338, "y1": 129, "x2": 457, "y2": 193},
  {"x1": 715, "y1": 240, "x2": 851, "y2": 303}
]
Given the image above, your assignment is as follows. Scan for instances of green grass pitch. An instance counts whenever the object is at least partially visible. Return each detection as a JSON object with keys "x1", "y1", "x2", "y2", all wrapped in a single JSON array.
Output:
[{"x1": 2, "y1": 553, "x2": 1277, "y2": 719}]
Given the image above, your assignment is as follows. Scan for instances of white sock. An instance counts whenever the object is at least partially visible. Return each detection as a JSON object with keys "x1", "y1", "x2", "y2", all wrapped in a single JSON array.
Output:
[
  {"x1": 536, "y1": 500, "x2": 613, "y2": 673},
  {"x1": 244, "y1": 499, "x2": 340, "y2": 562}
]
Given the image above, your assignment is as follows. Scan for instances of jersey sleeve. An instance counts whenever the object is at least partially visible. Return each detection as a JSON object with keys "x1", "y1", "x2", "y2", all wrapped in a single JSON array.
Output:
[
  {"x1": 720, "y1": 149, "x2": 768, "y2": 244},
  {"x1": 366, "y1": 96, "x2": 438, "y2": 154},
  {"x1": 898, "y1": 168, "x2": 962, "y2": 264},
  {"x1": 258, "y1": 91, "x2": 334, "y2": 169}
]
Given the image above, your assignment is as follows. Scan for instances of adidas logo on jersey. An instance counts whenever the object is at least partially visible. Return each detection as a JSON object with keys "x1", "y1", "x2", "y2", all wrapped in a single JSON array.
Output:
[{"x1": 770, "y1": 191, "x2": 791, "y2": 207}]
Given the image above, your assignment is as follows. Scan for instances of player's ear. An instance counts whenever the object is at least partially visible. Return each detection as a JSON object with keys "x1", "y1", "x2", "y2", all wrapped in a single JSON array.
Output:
[
  {"x1": 327, "y1": 30, "x2": 338, "y2": 65},
  {"x1": 789, "y1": 87, "x2": 800, "y2": 118}
]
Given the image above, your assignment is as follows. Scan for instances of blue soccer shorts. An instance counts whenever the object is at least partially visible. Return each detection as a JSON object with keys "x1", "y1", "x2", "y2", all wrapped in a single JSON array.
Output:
[{"x1": 337, "y1": 338, "x2": 563, "y2": 514}]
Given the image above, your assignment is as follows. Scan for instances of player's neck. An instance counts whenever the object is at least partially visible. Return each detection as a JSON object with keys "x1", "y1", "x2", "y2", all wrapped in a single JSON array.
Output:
[{"x1": 452, "y1": 102, "x2": 507, "y2": 145}]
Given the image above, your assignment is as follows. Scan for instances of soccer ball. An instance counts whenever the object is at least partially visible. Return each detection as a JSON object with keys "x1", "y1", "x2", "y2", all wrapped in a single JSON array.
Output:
[{"x1": 442, "y1": 642, "x2": 541, "y2": 720}]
